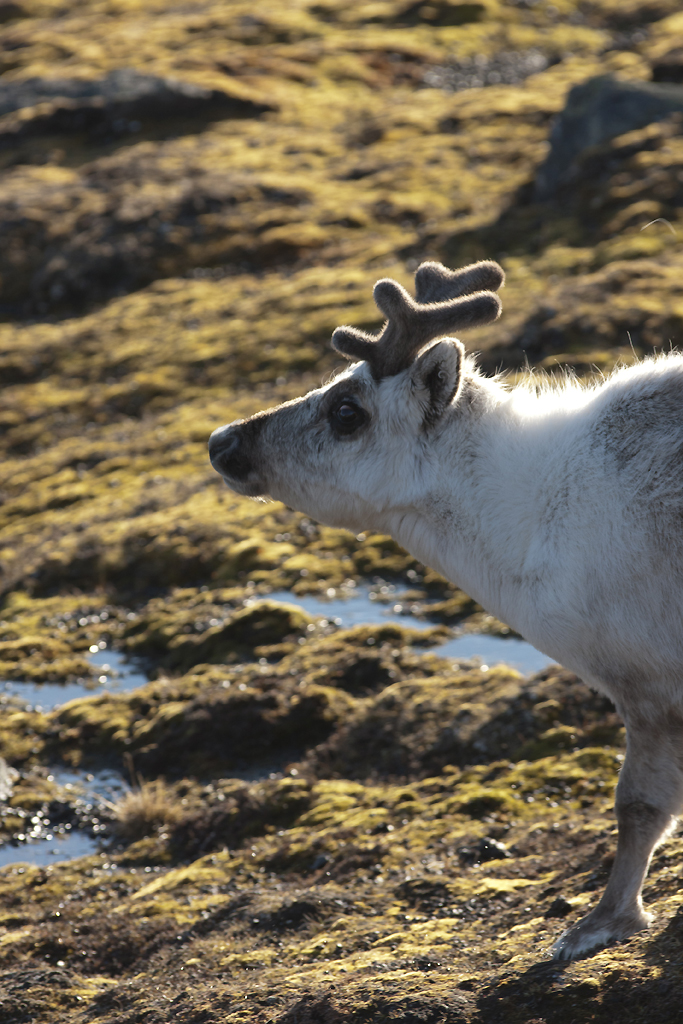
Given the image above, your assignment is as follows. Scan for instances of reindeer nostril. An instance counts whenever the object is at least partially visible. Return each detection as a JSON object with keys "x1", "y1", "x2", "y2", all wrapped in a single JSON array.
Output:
[{"x1": 209, "y1": 427, "x2": 253, "y2": 481}]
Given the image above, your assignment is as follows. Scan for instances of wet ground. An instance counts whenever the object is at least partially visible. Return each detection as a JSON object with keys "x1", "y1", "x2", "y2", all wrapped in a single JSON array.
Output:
[
  {"x1": 1, "y1": 1, "x2": 683, "y2": 1022},
  {"x1": 1, "y1": 589, "x2": 553, "y2": 713},
  {"x1": 0, "y1": 591, "x2": 553, "y2": 870}
]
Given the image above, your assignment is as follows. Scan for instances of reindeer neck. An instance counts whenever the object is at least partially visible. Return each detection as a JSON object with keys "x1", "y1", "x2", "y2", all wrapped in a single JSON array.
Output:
[{"x1": 381, "y1": 372, "x2": 561, "y2": 633}]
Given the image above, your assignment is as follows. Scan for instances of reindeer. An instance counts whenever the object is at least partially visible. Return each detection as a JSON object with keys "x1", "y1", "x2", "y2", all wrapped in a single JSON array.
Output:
[{"x1": 209, "y1": 259, "x2": 683, "y2": 960}]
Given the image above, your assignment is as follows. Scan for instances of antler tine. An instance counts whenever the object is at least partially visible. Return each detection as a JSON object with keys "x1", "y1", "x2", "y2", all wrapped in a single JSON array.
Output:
[
  {"x1": 331, "y1": 263, "x2": 503, "y2": 379},
  {"x1": 414, "y1": 259, "x2": 505, "y2": 303}
]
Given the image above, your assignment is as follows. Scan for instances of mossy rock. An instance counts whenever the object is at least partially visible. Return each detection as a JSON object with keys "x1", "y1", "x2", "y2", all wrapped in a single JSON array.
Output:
[
  {"x1": 307, "y1": 665, "x2": 623, "y2": 780},
  {"x1": 45, "y1": 664, "x2": 357, "y2": 776},
  {"x1": 125, "y1": 599, "x2": 314, "y2": 669}
]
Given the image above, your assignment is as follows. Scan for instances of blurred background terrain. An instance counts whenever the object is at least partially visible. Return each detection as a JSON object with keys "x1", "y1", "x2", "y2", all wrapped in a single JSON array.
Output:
[{"x1": 0, "y1": 1, "x2": 683, "y2": 1022}]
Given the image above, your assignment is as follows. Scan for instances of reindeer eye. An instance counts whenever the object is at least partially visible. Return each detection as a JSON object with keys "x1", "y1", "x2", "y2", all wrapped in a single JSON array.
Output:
[{"x1": 330, "y1": 399, "x2": 367, "y2": 436}]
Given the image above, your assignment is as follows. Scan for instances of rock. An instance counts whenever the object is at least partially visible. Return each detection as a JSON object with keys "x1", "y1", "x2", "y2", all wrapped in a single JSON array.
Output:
[
  {"x1": 458, "y1": 836, "x2": 511, "y2": 865},
  {"x1": 536, "y1": 75, "x2": 683, "y2": 198},
  {"x1": 0, "y1": 68, "x2": 274, "y2": 142},
  {"x1": 544, "y1": 895, "x2": 573, "y2": 919},
  {"x1": 652, "y1": 48, "x2": 683, "y2": 84}
]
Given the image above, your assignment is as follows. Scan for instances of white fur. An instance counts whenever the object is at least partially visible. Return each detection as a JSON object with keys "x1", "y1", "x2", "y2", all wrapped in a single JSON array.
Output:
[{"x1": 209, "y1": 341, "x2": 683, "y2": 960}]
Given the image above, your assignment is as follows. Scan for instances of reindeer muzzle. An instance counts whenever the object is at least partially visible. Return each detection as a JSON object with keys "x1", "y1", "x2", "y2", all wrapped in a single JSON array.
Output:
[{"x1": 209, "y1": 419, "x2": 258, "y2": 484}]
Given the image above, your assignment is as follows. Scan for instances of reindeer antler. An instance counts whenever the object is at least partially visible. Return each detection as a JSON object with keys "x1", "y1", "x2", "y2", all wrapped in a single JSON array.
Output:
[{"x1": 332, "y1": 259, "x2": 504, "y2": 379}]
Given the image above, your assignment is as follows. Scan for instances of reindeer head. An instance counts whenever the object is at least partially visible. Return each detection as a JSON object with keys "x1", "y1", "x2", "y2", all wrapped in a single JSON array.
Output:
[{"x1": 209, "y1": 260, "x2": 503, "y2": 530}]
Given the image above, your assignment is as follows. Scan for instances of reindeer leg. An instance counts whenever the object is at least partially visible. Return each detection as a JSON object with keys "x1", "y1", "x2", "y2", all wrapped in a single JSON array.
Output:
[{"x1": 552, "y1": 711, "x2": 683, "y2": 960}]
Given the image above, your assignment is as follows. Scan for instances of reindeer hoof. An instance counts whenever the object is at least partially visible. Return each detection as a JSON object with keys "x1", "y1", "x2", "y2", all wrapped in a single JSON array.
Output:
[{"x1": 552, "y1": 907, "x2": 651, "y2": 960}]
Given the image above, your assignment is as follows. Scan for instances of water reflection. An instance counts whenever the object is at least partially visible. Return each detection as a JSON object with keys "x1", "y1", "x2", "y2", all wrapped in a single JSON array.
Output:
[
  {"x1": 0, "y1": 829, "x2": 99, "y2": 869},
  {"x1": 0, "y1": 587, "x2": 555, "y2": 866},
  {"x1": 268, "y1": 587, "x2": 553, "y2": 675},
  {"x1": 0, "y1": 768, "x2": 127, "y2": 869},
  {"x1": 0, "y1": 650, "x2": 148, "y2": 712}
]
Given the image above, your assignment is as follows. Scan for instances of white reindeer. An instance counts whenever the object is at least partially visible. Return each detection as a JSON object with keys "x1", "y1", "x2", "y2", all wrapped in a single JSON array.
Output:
[{"x1": 209, "y1": 259, "x2": 683, "y2": 960}]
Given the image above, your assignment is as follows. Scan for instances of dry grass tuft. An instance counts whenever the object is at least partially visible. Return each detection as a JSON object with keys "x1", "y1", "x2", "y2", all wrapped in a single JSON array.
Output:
[{"x1": 106, "y1": 778, "x2": 185, "y2": 842}]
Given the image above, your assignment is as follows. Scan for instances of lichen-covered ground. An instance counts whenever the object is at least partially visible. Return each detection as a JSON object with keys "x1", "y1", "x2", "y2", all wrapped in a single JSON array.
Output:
[{"x1": 1, "y1": 1, "x2": 683, "y2": 1021}]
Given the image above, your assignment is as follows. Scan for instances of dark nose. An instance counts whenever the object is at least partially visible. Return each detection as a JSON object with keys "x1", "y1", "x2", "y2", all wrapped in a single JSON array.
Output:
[{"x1": 209, "y1": 422, "x2": 253, "y2": 481}]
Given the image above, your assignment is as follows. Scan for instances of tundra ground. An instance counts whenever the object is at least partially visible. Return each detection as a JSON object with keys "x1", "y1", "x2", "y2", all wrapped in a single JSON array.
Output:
[{"x1": 1, "y1": 1, "x2": 683, "y2": 1021}]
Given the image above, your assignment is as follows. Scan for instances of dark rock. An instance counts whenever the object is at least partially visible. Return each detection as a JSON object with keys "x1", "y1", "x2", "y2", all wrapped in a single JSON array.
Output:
[
  {"x1": 458, "y1": 836, "x2": 511, "y2": 865},
  {"x1": 477, "y1": 835, "x2": 511, "y2": 861},
  {"x1": 413, "y1": 956, "x2": 442, "y2": 970},
  {"x1": 544, "y1": 895, "x2": 573, "y2": 918},
  {"x1": 310, "y1": 854, "x2": 329, "y2": 871},
  {"x1": 536, "y1": 75, "x2": 683, "y2": 198},
  {"x1": 0, "y1": 68, "x2": 274, "y2": 142},
  {"x1": 653, "y1": 49, "x2": 683, "y2": 85}
]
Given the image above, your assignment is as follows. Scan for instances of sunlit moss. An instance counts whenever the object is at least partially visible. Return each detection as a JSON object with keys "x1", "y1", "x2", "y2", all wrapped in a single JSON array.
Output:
[{"x1": 1, "y1": 0, "x2": 683, "y2": 1020}]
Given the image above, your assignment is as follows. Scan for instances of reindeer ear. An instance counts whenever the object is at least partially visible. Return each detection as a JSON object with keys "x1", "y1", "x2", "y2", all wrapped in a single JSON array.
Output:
[{"x1": 411, "y1": 339, "x2": 464, "y2": 427}]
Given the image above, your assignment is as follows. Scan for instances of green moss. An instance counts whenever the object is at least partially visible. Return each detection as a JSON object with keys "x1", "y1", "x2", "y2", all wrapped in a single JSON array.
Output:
[
  {"x1": 0, "y1": 706, "x2": 48, "y2": 766},
  {"x1": 0, "y1": 747, "x2": 681, "y2": 1021},
  {"x1": 123, "y1": 597, "x2": 315, "y2": 669},
  {"x1": 45, "y1": 661, "x2": 358, "y2": 776},
  {"x1": 1, "y1": 0, "x2": 683, "y2": 1019}
]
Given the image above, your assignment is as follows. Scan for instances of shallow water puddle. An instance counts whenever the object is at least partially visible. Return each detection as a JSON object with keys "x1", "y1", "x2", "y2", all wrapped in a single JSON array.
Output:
[
  {"x1": 52, "y1": 766, "x2": 128, "y2": 801},
  {"x1": 0, "y1": 591, "x2": 552, "y2": 712},
  {"x1": 0, "y1": 649, "x2": 147, "y2": 712},
  {"x1": 0, "y1": 828, "x2": 100, "y2": 869},
  {"x1": 268, "y1": 587, "x2": 554, "y2": 675},
  {"x1": 435, "y1": 633, "x2": 552, "y2": 674},
  {"x1": 0, "y1": 589, "x2": 553, "y2": 867},
  {"x1": 0, "y1": 769, "x2": 125, "y2": 869}
]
